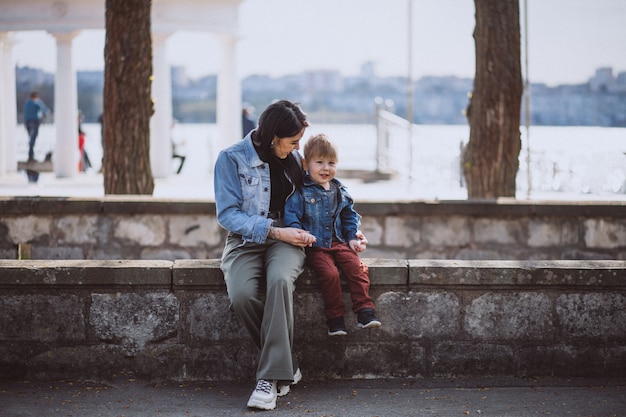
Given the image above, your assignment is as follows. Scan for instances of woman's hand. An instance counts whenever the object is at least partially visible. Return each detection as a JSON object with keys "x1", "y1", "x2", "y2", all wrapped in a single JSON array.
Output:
[{"x1": 269, "y1": 227, "x2": 317, "y2": 247}]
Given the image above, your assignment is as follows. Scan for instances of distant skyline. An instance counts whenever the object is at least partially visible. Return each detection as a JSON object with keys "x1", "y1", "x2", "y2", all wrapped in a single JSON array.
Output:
[{"x1": 10, "y1": 0, "x2": 626, "y2": 87}]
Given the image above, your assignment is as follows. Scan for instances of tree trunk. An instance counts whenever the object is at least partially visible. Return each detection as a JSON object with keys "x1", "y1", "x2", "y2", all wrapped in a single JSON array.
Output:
[
  {"x1": 463, "y1": 0, "x2": 523, "y2": 199},
  {"x1": 103, "y1": 0, "x2": 154, "y2": 195}
]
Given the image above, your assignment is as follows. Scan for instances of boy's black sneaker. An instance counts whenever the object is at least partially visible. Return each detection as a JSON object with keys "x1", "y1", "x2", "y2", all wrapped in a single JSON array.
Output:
[
  {"x1": 356, "y1": 308, "x2": 382, "y2": 329},
  {"x1": 327, "y1": 316, "x2": 348, "y2": 336}
]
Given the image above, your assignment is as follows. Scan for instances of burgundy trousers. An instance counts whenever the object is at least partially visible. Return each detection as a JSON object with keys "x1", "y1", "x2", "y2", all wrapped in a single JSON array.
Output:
[{"x1": 306, "y1": 241, "x2": 375, "y2": 320}]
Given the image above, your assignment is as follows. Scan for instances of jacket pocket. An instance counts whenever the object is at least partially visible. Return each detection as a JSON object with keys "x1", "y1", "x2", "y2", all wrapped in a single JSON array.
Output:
[{"x1": 240, "y1": 174, "x2": 260, "y2": 201}]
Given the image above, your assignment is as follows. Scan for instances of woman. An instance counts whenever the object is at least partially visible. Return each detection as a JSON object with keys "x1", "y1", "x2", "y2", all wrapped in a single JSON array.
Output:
[{"x1": 213, "y1": 100, "x2": 316, "y2": 410}]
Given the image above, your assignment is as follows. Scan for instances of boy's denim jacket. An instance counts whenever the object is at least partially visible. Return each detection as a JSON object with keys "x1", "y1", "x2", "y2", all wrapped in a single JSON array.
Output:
[
  {"x1": 214, "y1": 134, "x2": 300, "y2": 244},
  {"x1": 284, "y1": 175, "x2": 361, "y2": 248}
]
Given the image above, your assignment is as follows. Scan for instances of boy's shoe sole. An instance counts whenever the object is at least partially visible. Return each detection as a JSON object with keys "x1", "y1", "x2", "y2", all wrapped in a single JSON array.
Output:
[
  {"x1": 357, "y1": 319, "x2": 382, "y2": 329},
  {"x1": 328, "y1": 329, "x2": 348, "y2": 336},
  {"x1": 278, "y1": 368, "x2": 302, "y2": 397}
]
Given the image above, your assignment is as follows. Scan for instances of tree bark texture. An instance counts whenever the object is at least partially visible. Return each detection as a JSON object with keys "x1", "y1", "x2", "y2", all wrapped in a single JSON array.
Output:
[
  {"x1": 103, "y1": 0, "x2": 154, "y2": 195},
  {"x1": 463, "y1": 0, "x2": 523, "y2": 199}
]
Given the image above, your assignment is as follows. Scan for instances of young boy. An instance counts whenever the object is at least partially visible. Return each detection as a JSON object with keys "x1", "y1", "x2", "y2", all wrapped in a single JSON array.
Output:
[{"x1": 284, "y1": 133, "x2": 381, "y2": 336}]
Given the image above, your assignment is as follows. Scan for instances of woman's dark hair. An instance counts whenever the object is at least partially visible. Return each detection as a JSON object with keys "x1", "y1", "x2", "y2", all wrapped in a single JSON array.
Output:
[{"x1": 253, "y1": 100, "x2": 308, "y2": 187}]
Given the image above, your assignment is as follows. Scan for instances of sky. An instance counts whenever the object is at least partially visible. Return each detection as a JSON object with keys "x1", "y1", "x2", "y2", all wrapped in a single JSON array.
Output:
[{"x1": 9, "y1": 0, "x2": 626, "y2": 87}]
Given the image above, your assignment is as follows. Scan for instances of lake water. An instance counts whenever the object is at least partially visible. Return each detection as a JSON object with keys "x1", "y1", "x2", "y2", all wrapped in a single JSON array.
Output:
[{"x1": 9, "y1": 122, "x2": 626, "y2": 201}]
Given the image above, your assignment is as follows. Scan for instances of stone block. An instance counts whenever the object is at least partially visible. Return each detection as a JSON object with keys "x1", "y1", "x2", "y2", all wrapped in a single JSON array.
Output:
[
  {"x1": 604, "y1": 346, "x2": 626, "y2": 377},
  {"x1": 141, "y1": 248, "x2": 191, "y2": 261},
  {"x1": 516, "y1": 345, "x2": 558, "y2": 377},
  {"x1": 54, "y1": 215, "x2": 98, "y2": 244},
  {"x1": 5, "y1": 215, "x2": 51, "y2": 243},
  {"x1": 29, "y1": 345, "x2": 124, "y2": 381},
  {"x1": 465, "y1": 292, "x2": 553, "y2": 340},
  {"x1": 173, "y1": 259, "x2": 224, "y2": 288},
  {"x1": 422, "y1": 216, "x2": 470, "y2": 247},
  {"x1": 113, "y1": 215, "x2": 166, "y2": 246},
  {"x1": 431, "y1": 342, "x2": 515, "y2": 377},
  {"x1": 184, "y1": 343, "x2": 258, "y2": 381},
  {"x1": 0, "y1": 342, "x2": 31, "y2": 379},
  {"x1": 556, "y1": 293, "x2": 626, "y2": 338},
  {"x1": 553, "y1": 345, "x2": 608, "y2": 377},
  {"x1": 528, "y1": 219, "x2": 578, "y2": 247},
  {"x1": 297, "y1": 341, "x2": 346, "y2": 379},
  {"x1": 345, "y1": 341, "x2": 416, "y2": 379},
  {"x1": 366, "y1": 258, "x2": 408, "y2": 286},
  {"x1": 133, "y1": 344, "x2": 189, "y2": 380},
  {"x1": 294, "y1": 292, "x2": 326, "y2": 341},
  {"x1": 359, "y1": 217, "x2": 383, "y2": 246},
  {"x1": 0, "y1": 294, "x2": 86, "y2": 342},
  {"x1": 90, "y1": 292, "x2": 179, "y2": 356},
  {"x1": 185, "y1": 293, "x2": 245, "y2": 342},
  {"x1": 473, "y1": 218, "x2": 523, "y2": 244},
  {"x1": 32, "y1": 246, "x2": 85, "y2": 259},
  {"x1": 584, "y1": 219, "x2": 626, "y2": 249},
  {"x1": 376, "y1": 291, "x2": 460, "y2": 339},
  {"x1": 384, "y1": 216, "x2": 420, "y2": 247},
  {"x1": 169, "y1": 215, "x2": 223, "y2": 247},
  {"x1": 0, "y1": 260, "x2": 172, "y2": 286}
]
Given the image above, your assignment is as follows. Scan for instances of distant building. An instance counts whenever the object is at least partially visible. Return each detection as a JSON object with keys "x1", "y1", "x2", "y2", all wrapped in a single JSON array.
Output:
[
  {"x1": 615, "y1": 71, "x2": 626, "y2": 93},
  {"x1": 14, "y1": 64, "x2": 626, "y2": 127},
  {"x1": 588, "y1": 67, "x2": 626, "y2": 94},
  {"x1": 360, "y1": 61, "x2": 376, "y2": 78},
  {"x1": 304, "y1": 69, "x2": 344, "y2": 94},
  {"x1": 171, "y1": 66, "x2": 190, "y2": 88}
]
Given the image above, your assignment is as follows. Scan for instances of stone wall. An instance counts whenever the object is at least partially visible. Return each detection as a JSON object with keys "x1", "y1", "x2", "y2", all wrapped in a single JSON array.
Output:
[
  {"x1": 1, "y1": 259, "x2": 625, "y2": 382},
  {"x1": 1, "y1": 197, "x2": 626, "y2": 260}
]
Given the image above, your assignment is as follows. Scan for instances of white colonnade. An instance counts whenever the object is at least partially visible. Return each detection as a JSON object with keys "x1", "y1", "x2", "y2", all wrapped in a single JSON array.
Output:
[
  {"x1": 52, "y1": 31, "x2": 80, "y2": 178},
  {"x1": 151, "y1": 31, "x2": 174, "y2": 178},
  {"x1": 0, "y1": 0, "x2": 244, "y2": 179},
  {"x1": 0, "y1": 32, "x2": 17, "y2": 176}
]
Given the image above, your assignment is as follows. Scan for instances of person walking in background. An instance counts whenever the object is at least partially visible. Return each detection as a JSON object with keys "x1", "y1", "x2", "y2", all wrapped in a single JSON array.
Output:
[
  {"x1": 241, "y1": 105, "x2": 256, "y2": 137},
  {"x1": 284, "y1": 133, "x2": 381, "y2": 337},
  {"x1": 170, "y1": 120, "x2": 186, "y2": 174},
  {"x1": 77, "y1": 112, "x2": 92, "y2": 172},
  {"x1": 98, "y1": 113, "x2": 104, "y2": 173},
  {"x1": 214, "y1": 100, "x2": 316, "y2": 411},
  {"x1": 23, "y1": 91, "x2": 49, "y2": 162}
]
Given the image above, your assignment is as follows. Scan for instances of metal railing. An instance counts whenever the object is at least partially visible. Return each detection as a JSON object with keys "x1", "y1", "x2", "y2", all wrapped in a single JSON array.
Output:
[{"x1": 374, "y1": 97, "x2": 411, "y2": 175}]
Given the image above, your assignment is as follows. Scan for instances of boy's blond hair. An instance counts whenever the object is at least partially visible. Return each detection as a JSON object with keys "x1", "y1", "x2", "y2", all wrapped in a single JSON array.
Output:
[{"x1": 303, "y1": 133, "x2": 338, "y2": 162}]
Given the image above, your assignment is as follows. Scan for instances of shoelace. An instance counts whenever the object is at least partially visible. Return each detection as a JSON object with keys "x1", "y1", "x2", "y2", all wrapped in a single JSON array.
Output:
[{"x1": 255, "y1": 379, "x2": 274, "y2": 395}]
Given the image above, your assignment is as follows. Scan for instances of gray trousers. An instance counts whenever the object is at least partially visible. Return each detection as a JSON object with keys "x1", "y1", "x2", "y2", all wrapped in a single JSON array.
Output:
[{"x1": 221, "y1": 232, "x2": 305, "y2": 382}]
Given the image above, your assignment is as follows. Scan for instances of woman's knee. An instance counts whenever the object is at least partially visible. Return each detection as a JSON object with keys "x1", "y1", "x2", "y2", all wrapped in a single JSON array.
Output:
[
  {"x1": 226, "y1": 278, "x2": 258, "y2": 308},
  {"x1": 266, "y1": 272, "x2": 296, "y2": 293}
]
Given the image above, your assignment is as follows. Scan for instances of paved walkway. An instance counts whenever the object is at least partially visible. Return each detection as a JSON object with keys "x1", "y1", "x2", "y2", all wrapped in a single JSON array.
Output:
[
  {"x1": 0, "y1": 170, "x2": 455, "y2": 201},
  {"x1": 1, "y1": 377, "x2": 624, "y2": 416},
  {"x1": 2, "y1": 170, "x2": 626, "y2": 202}
]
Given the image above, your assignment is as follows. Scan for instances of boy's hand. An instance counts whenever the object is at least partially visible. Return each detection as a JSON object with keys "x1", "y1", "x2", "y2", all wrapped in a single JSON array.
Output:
[
  {"x1": 349, "y1": 239, "x2": 367, "y2": 253},
  {"x1": 355, "y1": 230, "x2": 368, "y2": 245}
]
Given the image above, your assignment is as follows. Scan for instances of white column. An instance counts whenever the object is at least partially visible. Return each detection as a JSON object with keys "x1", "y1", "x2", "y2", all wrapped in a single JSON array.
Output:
[
  {"x1": 150, "y1": 31, "x2": 173, "y2": 178},
  {"x1": 0, "y1": 32, "x2": 17, "y2": 176},
  {"x1": 216, "y1": 34, "x2": 241, "y2": 159},
  {"x1": 51, "y1": 31, "x2": 80, "y2": 178}
]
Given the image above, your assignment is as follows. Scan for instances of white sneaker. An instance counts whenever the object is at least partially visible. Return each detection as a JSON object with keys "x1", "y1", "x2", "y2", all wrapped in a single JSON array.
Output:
[
  {"x1": 247, "y1": 379, "x2": 277, "y2": 410},
  {"x1": 277, "y1": 368, "x2": 302, "y2": 397}
]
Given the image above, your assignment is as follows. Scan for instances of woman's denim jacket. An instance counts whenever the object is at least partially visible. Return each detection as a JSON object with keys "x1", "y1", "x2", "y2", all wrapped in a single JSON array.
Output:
[
  {"x1": 284, "y1": 175, "x2": 361, "y2": 248},
  {"x1": 214, "y1": 133, "x2": 300, "y2": 244}
]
